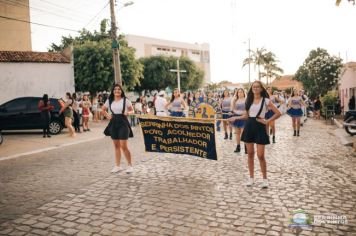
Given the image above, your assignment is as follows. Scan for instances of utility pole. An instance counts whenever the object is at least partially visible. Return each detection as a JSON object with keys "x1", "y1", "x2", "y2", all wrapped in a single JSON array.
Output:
[
  {"x1": 110, "y1": 0, "x2": 122, "y2": 86},
  {"x1": 170, "y1": 59, "x2": 186, "y2": 92}
]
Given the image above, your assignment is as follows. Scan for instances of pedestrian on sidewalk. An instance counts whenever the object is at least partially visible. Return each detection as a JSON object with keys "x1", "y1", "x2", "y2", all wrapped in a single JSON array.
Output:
[
  {"x1": 231, "y1": 88, "x2": 246, "y2": 153},
  {"x1": 81, "y1": 94, "x2": 92, "y2": 132},
  {"x1": 61, "y1": 92, "x2": 76, "y2": 137},
  {"x1": 287, "y1": 89, "x2": 307, "y2": 136},
  {"x1": 313, "y1": 97, "x2": 322, "y2": 119},
  {"x1": 38, "y1": 94, "x2": 54, "y2": 138},
  {"x1": 229, "y1": 81, "x2": 281, "y2": 188},
  {"x1": 102, "y1": 84, "x2": 134, "y2": 174},
  {"x1": 72, "y1": 93, "x2": 81, "y2": 133}
]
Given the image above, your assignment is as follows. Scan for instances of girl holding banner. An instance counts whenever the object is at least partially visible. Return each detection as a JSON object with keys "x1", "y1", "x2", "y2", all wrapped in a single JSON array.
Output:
[
  {"x1": 102, "y1": 84, "x2": 134, "y2": 174},
  {"x1": 229, "y1": 81, "x2": 281, "y2": 188},
  {"x1": 166, "y1": 88, "x2": 188, "y2": 117},
  {"x1": 231, "y1": 88, "x2": 246, "y2": 153}
]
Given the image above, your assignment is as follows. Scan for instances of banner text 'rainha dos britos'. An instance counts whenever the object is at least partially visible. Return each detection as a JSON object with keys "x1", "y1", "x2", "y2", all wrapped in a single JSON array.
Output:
[{"x1": 139, "y1": 117, "x2": 217, "y2": 160}]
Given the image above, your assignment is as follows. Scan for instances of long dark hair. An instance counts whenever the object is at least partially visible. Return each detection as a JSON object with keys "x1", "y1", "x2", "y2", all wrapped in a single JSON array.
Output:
[
  {"x1": 109, "y1": 83, "x2": 126, "y2": 104},
  {"x1": 233, "y1": 88, "x2": 245, "y2": 103},
  {"x1": 291, "y1": 88, "x2": 298, "y2": 97},
  {"x1": 66, "y1": 92, "x2": 73, "y2": 106},
  {"x1": 222, "y1": 89, "x2": 230, "y2": 99},
  {"x1": 245, "y1": 81, "x2": 269, "y2": 111},
  {"x1": 42, "y1": 94, "x2": 48, "y2": 106},
  {"x1": 170, "y1": 88, "x2": 179, "y2": 103}
]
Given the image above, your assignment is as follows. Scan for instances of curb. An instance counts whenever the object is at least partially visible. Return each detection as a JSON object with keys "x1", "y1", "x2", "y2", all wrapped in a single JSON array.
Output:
[{"x1": 0, "y1": 136, "x2": 105, "y2": 162}]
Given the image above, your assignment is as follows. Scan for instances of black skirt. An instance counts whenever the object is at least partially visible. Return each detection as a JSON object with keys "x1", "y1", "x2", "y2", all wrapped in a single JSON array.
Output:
[
  {"x1": 104, "y1": 114, "x2": 133, "y2": 140},
  {"x1": 241, "y1": 117, "x2": 270, "y2": 145}
]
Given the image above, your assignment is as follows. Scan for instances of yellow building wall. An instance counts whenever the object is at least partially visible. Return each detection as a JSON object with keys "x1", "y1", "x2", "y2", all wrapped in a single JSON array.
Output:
[{"x1": 0, "y1": 0, "x2": 32, "y2": 51}]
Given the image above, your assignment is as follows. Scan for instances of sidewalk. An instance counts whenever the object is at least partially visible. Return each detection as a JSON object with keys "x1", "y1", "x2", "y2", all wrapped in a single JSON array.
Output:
[{"x1": 0, "y1": 121, "x2": 110, "y2": 161}]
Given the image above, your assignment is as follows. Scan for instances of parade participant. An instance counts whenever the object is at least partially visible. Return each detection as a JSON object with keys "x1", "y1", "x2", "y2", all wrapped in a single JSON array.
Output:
[
  {"x1": 155, "y1": 91, "x2": 168, "y2": 116},
  {"x1": 165, "y1": 88, "x2": 187, "y2": 117},
  {"x1": 231, "y1": 88, "x2": 246, "y2": 153},
  {"x1": 265, "y1": 88, "x2": 282, "y2": 143},
  {"x1": 287, "y1": 89, "x2": 307, "y2": 136},
  {"x1": 221, "y1": 90, "x2": 233, "y2": 140},
  {"x1": 81, "y1": 94, "x2": 92, "y2": 132},
  {"x1": 102, "y1": 84, "x2": 134, "y2": 173},
  {"x1": 61, "y1": 92, "x2": 76, "y2": 137},
  {"x1": 38, "y1": 94, "x2": 54, "y2": 138},
  {"x1": 229, "y1": 81, "x2": 281, "y2": 188}
]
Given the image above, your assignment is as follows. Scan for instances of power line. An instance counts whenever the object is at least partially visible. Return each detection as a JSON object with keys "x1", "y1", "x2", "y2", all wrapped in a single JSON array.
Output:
[
  {"x1": 83, "y1": 1, "x2": 110, "y2": 28},
  {"x1": 1, "y1": 0, "x2": 86, "y2": 23},
  {"x1": 0, "y1": 15, "x2": 80, "y2": 32}
]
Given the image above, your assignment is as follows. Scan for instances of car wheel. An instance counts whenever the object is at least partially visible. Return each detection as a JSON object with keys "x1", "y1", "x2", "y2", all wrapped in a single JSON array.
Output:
[{"x1": 49, "y1": 120, "x2": 62, "y2": 135}]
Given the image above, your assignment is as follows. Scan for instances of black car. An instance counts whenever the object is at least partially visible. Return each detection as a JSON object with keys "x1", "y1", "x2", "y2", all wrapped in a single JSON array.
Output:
[{"x1": 0, "y1": 97, "x2": 65, "y2": 135}]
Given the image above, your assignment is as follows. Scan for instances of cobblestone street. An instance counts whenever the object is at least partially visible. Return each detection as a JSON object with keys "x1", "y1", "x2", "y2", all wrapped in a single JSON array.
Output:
[{"x1": 0, "y1": 115, "x2": 355, "y2": 235}]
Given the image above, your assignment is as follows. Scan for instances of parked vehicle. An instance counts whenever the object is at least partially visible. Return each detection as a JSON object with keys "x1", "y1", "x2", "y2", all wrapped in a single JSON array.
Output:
[
  {"x1": 344, "y1": 110, "x2": 356, "y2": 136},
  {"x1": 0, "y1": 97, "x2": 65, "y2": 135}
]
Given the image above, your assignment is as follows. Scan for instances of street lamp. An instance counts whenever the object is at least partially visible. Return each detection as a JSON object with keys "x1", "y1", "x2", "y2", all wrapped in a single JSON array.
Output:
[{"x1": 110, "y1": 0, "x2": 134, "y2": 86}]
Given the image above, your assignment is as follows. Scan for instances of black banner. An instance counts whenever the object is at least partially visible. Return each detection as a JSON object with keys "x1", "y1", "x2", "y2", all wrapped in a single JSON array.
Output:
[{"x1": 138, "y1": 116, "x2": 217, "y2": 160}]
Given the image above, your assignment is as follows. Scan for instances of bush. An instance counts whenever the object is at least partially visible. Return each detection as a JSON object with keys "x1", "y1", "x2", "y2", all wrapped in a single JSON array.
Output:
[{"x1": 320, "y1": 90, "x2": 338, "y2": 118}]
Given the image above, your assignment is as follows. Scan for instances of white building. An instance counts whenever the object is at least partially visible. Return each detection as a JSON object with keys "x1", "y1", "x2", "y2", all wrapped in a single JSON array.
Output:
[
  {"x1": 124, "y1": 34, "x2": 211, "y2": 84},
  {"x1": 338, "y1": 62, "x2": 356, "y2": 112},
  {"x1": 0, "y1": 50, "x2": 75, "y2": 104}
]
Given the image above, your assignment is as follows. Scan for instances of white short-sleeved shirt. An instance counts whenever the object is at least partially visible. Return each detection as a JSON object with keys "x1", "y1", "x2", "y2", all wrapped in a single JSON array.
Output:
[
  {"x1": 248, "y1": 98, "x2": 270, "y2": 118},
  {"x1": 155, "y1": 96, "x2": 167, "y2": 112},
  {"x1": 104, "y1": 98, "x2": 132, "y2": 114}
]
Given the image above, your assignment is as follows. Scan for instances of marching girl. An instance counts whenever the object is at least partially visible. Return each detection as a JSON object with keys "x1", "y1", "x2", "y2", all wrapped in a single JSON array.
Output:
[
  {"x1": 102, "y1": 84, "x2": 134, "y2": 173},
  {"x1": 229, "y1": 81, "x2": 281, "y2": 188},
  {"x1": 221, "y1": 90, "x2": 233, "y2": 140},
  {"x1": 231, "y1": 88, "x2": 246, "y2": 153},
  {"x1": 165, "y1": 88, "x2": 188, "y2": 117},
  {"x1": 287, "y1": 89, "x2": 307, "y2": 136},
  {"x1": 265, "y1": 87, "x2": 282, "y2": 143}
]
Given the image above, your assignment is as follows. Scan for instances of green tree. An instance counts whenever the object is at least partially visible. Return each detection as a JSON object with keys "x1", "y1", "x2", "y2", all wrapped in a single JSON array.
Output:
[
  {"x1": 294, "y1": 48, "x2": 343, "y2": 98},
  {"x1": 49, "y1": 19, "x2": 143, "y2": 93},
  {"x1": 138, "y1": 55, "x2": 204, "y2": 91},
  {"x1": 243, "y1": 47, "x2": 268, "y2": 80},
  {"x1": 260, "y1": 52, "x2": 284, "y2": 85}
]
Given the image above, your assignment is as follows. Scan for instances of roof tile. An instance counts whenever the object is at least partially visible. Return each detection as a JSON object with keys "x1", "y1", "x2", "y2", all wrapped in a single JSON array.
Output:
[{"x1": 0, "y1": 51, "x2": 70, "y2": 63}]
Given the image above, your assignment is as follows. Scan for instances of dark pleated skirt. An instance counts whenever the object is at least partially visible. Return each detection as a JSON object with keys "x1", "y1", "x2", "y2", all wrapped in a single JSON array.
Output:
[{"x1": 241, "y1": 117, "x2": 270, "y2": 145}]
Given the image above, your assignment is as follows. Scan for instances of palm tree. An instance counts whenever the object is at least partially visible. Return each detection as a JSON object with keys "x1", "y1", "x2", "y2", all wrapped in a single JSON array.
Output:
[
  {"x1": 243, "y1": 47, "x2": 268, "y2": 81},
  {"x1": 260, "y1": 52, "x2": 284, "y2": 85}
]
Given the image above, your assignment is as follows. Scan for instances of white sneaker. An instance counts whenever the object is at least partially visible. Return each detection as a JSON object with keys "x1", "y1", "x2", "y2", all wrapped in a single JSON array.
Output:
[
  {"x1": 260, "y1": 179, "x2": 269, "y2": 188},
  {"x1": 126, "y1": 166, "x2": 133, "y2": 173},
  {"x1": 111, "y1": 166, "x2": 124, "y2": 173},
  {"x1": 245, "y1": 178, "x2": 254, "y2": 187}
]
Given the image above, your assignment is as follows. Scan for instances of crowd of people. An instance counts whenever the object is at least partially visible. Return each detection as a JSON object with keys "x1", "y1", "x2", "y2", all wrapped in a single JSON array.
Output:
[{"x1": 38, "y1": 82, "x2": 325, "y2": 187}]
